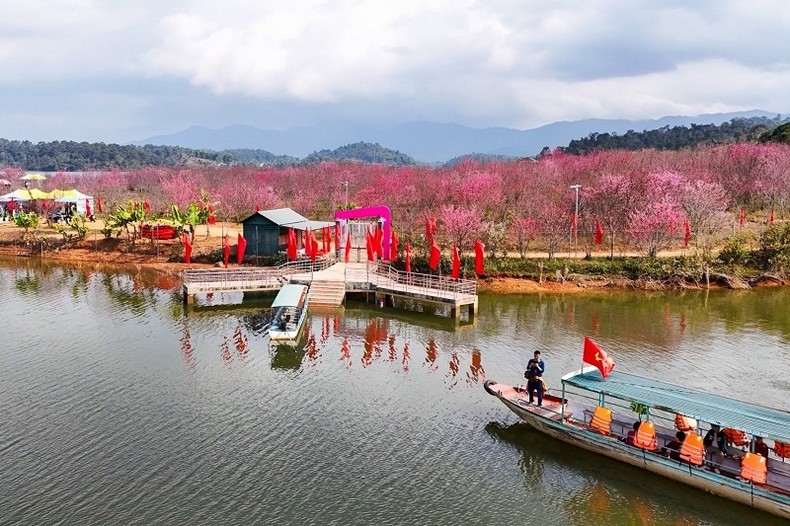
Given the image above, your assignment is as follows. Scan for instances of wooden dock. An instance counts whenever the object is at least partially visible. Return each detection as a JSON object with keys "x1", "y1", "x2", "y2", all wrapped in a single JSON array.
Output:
[{"x1": 183, "y1": 258, "x2": 478, "y2": 318}]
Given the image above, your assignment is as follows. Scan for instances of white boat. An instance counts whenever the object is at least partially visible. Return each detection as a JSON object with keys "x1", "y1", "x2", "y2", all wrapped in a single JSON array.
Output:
[
  {"x1": 485, "y1": 366, "x2": 790, "y2": 519},
  {"x1": 268, "y1": 284, "x2": 309, "y2": 341}
]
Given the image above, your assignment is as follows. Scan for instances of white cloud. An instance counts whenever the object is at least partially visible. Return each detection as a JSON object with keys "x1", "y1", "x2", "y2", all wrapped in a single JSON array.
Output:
[{"x1": 0, "y1": 0, "x2": 789, "y2": 141}]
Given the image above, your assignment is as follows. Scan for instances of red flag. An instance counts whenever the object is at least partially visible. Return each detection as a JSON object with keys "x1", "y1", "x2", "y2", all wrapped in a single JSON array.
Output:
[
  {"x1": 683, "y1": 221, "x2": 691, "y2": 247},
  {"x1": 85, "y1": 199, "x2": 92, "y2": 217},
  {"x1": 286, "y1": 228, "x2": 297, "y2": 260},
  {"x1": 310, "y1": 231, "x2": 318, "y2": 262},
  {"x1": 208, "y1": 204, "x2": 215, "y2": 225},
  {"x1": 583, "y1": 336, "x2": 615, "y2": 379},
  {"x1": 236, "y1": 233, "x2": 247, "y2": 264},
  {"x1": 334, "y1": 223, "x2": 340, "y2": 251},
  {"x1": 429, "y1": 239, "x2": 441, "y2": 270},
  {"x1": 739, "y1": 209, "x2": 745, "y2": 227},
  {"x1": 222, "y1": 235, "x2": 230, "y2": 268},
  {"x1": 365, "y1": 231, "x2": 374, "y2": 261},
  {"x1": 97, "y1": 197, "x2": 103, "y2": 213},
  {"x1": 344, "y1": 232, "x2": 352, "y2": 263},
  {"x1": 405, "y1": 242, "x2": 412, "y2": 273},
  {"x1": 8, "y1": 198, "x2": 14, "y2": 213},
  {"x1": 255, "y1": 205, "x2": 260, "y2": 213},
  {"x1": 390, "y1": 231, "x2": 399, "y2": 261},
  {"x1": 474, "y1": 240, "x2": 485, "y2": 276},
  {"x1": 451, "y1": 244, "x2": 460, "y2": 279},
  {"x1": 374, "y1": 225, "x2": 383, "y2": 258},
  {"x1": 183, "y1": 233, "x2": 192, "y2": 264},
  {"x1": 144, "y1": 198, "x2": 151, "y2": 214},
  {"x1": 769, "y1": 211, "x2": 775, "y2": 225},
  {"x1": 304, "y1": 229, "x2": 312, "y2": 257},
  {"x1": 594, "y1": 219, "x2": 603, "y2": 245}
]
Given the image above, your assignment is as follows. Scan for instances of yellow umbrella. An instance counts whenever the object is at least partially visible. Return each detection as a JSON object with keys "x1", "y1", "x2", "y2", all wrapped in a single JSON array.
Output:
[{"x1": 21, "y1": 173, "x2": 47, "y2": 181}]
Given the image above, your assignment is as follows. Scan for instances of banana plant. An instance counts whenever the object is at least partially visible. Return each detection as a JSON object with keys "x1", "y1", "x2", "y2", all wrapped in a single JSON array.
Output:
[
  {"x1": 13, "y1": 211, "x2": 40, "y2": 242},
  {"x1": 108, "y1": 201, "x2": 146, "y2": 244},
  {"x1": 172, "y1": 203, "x2": 207, "y2": 242}
]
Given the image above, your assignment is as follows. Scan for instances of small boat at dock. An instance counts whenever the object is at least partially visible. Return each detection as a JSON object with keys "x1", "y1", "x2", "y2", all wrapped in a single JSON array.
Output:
[
  {"x1": 268, "y1": 284, "x2": 309, "y2": 341},
  {"x1": 485, "y1": 350, "x2": 790, "y2": 519}
]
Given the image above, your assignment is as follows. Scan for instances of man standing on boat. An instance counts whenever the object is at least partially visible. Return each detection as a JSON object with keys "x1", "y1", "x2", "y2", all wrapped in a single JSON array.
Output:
[{"x1": 525, "y1": 351, "x2": 545, "y2": 406}]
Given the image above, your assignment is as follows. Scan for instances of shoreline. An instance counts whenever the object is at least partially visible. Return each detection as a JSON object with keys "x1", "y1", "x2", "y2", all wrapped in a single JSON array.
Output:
[{"x1": 0, "y1": 221, "x2": 785, "y2": 294}]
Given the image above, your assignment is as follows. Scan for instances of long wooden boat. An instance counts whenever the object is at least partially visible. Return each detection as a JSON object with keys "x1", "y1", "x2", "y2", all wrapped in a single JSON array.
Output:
[
  {"x1": 268, "y1": 284, "x2": 309, "y2": 341},
  {"x1": 485, "y1": 366, "x2": 790, "y2": 519}
]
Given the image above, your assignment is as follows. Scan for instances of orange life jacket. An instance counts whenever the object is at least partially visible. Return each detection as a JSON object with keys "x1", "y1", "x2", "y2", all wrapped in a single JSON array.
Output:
[
  {"x1": 740, "y1": 452, "x2": 767, "y2": 484},
  {"x1": 679, "y1": 433, "x2": 704, "y2": 466},
  {"x1": 634, "y1": 421, "x2": 658, "y2": 451},
  {"x1": 774, "y1": 440, "x2": 790, "y2": 458},
  {"x1": 590, "y1": 406, "x2": 612, "y2": 435},
  {"x1": 723, "y1": 428, "x2": 749, "y2": 447},
  {"x1": 674, "y1": 414, "x2": 696, "y2": 432}
]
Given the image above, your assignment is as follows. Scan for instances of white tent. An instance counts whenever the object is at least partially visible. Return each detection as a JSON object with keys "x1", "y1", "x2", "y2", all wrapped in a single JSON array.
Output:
[
  {"x1": 55, "y1": 189, "x2": 94, "y2": 216},
  {"x1": 0, "y1": 189, "x2": 33, "y2": 202}
]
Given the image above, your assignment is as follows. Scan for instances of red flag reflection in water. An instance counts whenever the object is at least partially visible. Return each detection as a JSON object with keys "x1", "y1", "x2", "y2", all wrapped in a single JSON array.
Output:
[
  {"x1": 448, "y1": 353, "x2": 460, "y2": 388},
  {"x1": 425, "y1": 338, "x2": 438, "y2": 371},
  {"x1": 180, "y1": 326, "x2": 195, "y2": 371},
  {"x1": 340, "y1": 338, "x2": 352, "y2": 368},
  {"x1": 388, "y1": 334, "x2": 397, "y2": 361},
  {"x1": 467, "y1": 350, "x2": 485, "y2": 383},
  {"x1": 220, "y1": 336, "x2": 232, "y2": 365},
  {"x1": 402, "y1": 342, "x2": 410, "y2": 371},
  {"x1": 233, "y1": 325, "x2": 248, "y2": 357}
]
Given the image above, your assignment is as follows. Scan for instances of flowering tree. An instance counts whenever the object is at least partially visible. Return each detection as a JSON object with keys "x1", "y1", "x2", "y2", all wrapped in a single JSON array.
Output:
[
  {"x1": 627, "y1": 195, "x2": 685, "y2": 257},
  {"x1": 510, "y1": 216, "x2": 538, "y2": 258},
  {"x1": 680, "y1": 179, "x2": 730, "y2": 259},
  {"x1": 440, "y1": 205, "x2": 483, "y2": 252}
]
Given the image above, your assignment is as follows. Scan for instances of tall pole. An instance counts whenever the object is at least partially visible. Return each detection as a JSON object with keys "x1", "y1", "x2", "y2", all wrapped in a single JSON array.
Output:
[
  {"x1": 570, "y1": 184, "x2": 581, "y2": 258},
  {"x1": 343, "y1": 181, "x2": 349, "y2": 208}
]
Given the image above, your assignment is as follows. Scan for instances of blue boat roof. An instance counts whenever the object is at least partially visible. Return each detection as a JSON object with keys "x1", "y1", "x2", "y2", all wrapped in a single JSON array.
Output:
[
  {"x1": 563, "y1": 368, "x2": 790, "y2": 443},
  {"x1": 271, "y1": 284, "x2": 307, "y2": 308}
]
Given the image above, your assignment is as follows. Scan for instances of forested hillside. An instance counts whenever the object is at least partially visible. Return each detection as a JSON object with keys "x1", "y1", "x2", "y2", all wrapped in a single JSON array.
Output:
[{"x1": 563, "y1": 116, "x2": 787, "y2": 155}]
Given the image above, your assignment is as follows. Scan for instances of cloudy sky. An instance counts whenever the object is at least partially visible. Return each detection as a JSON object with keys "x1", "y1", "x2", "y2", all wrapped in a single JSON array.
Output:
[{"x1": 1, "y1": 0, "x2": 788, "y2": 143}]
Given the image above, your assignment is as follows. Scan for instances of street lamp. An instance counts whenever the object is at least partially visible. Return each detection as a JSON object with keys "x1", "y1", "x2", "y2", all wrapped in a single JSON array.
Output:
[{"x1": 570, "y1": 184, "x2": 581, "y2": 258}]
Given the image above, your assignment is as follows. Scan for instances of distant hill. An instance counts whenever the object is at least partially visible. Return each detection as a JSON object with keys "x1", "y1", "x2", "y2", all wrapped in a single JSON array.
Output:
[
  {"x1": 301, "y1": 142, "x2": 415, "y2": 166},
  {"x1": 133, "y1": 110, "x2": 784, "y2": 162}
]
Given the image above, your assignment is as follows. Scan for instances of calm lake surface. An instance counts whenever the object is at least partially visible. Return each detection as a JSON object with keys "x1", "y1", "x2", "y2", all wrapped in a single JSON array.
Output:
[{"x1": 1, "y1": 259, "x2": 788, "y2": 525}]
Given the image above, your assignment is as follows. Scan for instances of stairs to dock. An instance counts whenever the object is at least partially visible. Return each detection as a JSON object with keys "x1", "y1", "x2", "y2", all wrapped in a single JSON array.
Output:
[{"x1": 307, "y1": 280, "x2": 346, "y2": 307}]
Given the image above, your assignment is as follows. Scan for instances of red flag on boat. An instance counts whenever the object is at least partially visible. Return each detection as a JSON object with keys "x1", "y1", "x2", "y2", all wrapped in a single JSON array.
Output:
[
  {"x1": 222, "y1": 235, "x2": 230, "y2": 268},
  {"x1": 183, "y1": 233, "x2": 192, "y2": 264},
  {"x1": 683, "y1": 221, "x2": 691, "y2": 247},
  {"x1": 390, "y1": 231, "x2": 399, "y2": 261},
  {"x1": 97, "y1": 196, "x2": 103, "y2": 213},
  {"x1": 451, "y1": 244, "x2": 460, "y2": 279},
  {"x1": 237, "y1": 233, "x2": 247, "y2": 264},
  {"x1": 594, "y1": 219, "x2": 603, "y2": 245},
  {"x1": 429, "y1": 239, "x2": 441, "y2": 270},
  {"x1": 582, "y1": 336, "x2": 615, "y2": 379},
  {"x1": 85, "y1": 199, "x2": 92, "y2": 217},
  {"x1": 769, "y1": 211, "x2": 775, "y2": 225},
  {"x1": 474, "y1": 240, "x2": 485, "y2": 276},
  {"x1": 345, "y1": 232, "x2": 352, "y2": 263},
  {"x1": 405, "y1": 242, "x2": 412, "y2": 273}
]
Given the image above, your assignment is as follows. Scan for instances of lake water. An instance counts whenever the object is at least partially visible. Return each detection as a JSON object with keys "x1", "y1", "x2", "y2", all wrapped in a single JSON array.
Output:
[{"x1": 1, "y1": 259, "x2": 788, "y2": 525}]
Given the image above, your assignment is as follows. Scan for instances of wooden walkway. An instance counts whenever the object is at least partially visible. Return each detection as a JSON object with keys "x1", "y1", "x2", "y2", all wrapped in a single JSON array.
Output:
[{"x1": 183, "y1": 259, "x2": 478, "y2": 318}]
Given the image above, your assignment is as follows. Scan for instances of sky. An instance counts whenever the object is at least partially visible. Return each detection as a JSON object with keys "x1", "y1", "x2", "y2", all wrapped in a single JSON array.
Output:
[{"x1": 1, "y1": 0, "x2": 789, "y2": 144}]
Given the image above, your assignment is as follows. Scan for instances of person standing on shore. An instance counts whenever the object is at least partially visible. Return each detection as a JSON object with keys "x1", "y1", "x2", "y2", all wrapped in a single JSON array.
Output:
[{"x1": 525, "y1": 350, "x2": 545, "y2": 406}]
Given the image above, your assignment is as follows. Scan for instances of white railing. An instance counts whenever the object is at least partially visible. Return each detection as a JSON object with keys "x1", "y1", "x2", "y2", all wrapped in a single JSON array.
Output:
[
  {"x1": 366, "y1": 262, "x2": 477, "y2": 301},
  {"x1": 183, "y1": 253, "x2": 336, "y2": 291}
]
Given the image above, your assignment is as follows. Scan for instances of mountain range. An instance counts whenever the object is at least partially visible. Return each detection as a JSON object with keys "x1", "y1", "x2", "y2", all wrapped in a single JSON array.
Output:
[{"x1": 133, "y1": 110, "x2": 780, "y2": 163}]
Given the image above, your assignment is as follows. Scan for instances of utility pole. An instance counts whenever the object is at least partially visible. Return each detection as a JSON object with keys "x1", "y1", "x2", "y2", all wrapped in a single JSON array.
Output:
[{"x1": 570, "y1": 184, "x2": 581, "y2": 258}]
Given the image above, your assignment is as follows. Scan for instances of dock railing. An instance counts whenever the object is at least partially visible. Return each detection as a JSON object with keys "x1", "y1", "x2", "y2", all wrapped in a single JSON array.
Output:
[
  {"x1": 363, "y1": 262, "x2": 477, "y2": 303},
  {"x1": 183, "y1": 253, "x2": 336, "y2": 293}
]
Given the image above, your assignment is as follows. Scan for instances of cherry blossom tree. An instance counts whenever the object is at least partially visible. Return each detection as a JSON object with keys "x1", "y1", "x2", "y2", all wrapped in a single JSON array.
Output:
[{"x1": 440, "y1": 205, "x2": 483, "y2": 252}]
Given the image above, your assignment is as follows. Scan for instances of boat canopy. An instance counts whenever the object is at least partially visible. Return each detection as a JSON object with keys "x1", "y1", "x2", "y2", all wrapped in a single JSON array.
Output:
[
  {"x1": 271, "y1": 284, "x2": 307, "y2": 308},
  {"x1": 562, "y1": 368, "x2": 790, "y2": 443}
]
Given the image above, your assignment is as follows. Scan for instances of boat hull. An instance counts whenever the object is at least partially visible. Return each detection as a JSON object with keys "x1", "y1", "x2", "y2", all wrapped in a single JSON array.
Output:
[{"x1": 485, "y1": 380, "x2": 790, "y2": 520}]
